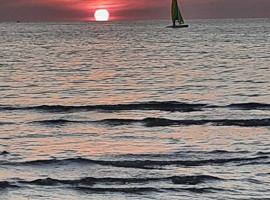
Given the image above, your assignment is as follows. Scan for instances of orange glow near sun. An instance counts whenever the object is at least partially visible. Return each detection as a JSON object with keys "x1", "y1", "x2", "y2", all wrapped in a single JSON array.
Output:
[{"x1": 94, "y1": 9, "x2": 110, "y2": 21}]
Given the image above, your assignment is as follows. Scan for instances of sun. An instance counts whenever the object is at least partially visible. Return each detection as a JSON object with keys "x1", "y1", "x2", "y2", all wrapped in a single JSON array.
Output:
[{"x1": 94, "y1": 9, "x2": 110, "y2": 21}]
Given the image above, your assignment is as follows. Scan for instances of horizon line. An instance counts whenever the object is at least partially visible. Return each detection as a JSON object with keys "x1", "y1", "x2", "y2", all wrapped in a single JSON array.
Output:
[{"x1": 1, "y1": 16, "x2": 269, "y2": 23}]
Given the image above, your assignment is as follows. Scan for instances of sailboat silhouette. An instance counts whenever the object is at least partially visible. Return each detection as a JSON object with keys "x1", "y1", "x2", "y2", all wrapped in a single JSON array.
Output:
[{"x1": 168, "y1": 0, "x2": 189, "y2": 28}]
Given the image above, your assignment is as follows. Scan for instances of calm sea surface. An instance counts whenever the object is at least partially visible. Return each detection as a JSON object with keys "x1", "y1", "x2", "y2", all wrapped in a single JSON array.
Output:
[{"x1": 0, "y1": 19, "x2": 270, "y2": 199}]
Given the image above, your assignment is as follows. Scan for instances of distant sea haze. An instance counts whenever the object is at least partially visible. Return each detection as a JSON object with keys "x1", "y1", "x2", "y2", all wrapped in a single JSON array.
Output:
[{"x1": 0, "y1": 19, "x2": 269, "y2": 199}]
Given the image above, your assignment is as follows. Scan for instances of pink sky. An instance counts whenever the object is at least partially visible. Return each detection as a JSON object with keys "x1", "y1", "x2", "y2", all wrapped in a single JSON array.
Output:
[{"x1": 0, "y1": 0, "x2": 269, "y2": 21}]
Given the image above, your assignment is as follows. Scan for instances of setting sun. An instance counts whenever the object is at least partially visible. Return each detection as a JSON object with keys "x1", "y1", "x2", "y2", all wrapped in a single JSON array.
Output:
[{"x1": 94, "y1": 9, "x2": 110, "y2": 21}]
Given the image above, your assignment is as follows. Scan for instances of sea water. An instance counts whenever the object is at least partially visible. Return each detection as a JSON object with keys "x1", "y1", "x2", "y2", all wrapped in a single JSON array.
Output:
[{"x1": 0, "y1": 19, "x2": 270, "y2": 199}]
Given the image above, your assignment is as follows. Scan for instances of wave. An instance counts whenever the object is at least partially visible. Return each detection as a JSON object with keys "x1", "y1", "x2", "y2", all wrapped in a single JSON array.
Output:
[
  {"x1": 99, "y1": 117, "x2": 270, "y2": 127},
  {"x1": 115, "y1": 150, "x2": 251, "y2": 159},
  {"x1": 256, "y1": 151, "x2": 270, "y2": 155},
  {"x1": 0, "y1": 181, "x2": 18, "y2": 189},
  {"x1": 74, "y1": 186, "x2": 161, "y2": 193},
  {"x1": 4, "y1": 155, "x2": 268, "y2": 169},
  {"x1": 59, "y1": 186, "x2": 225, "y2": 194},
  {"x1": 18, "y1": 175, "x2": 222, "y2": 186},
  {"x1": 0, "y1": 151, "x2": 9, "y2": 155},
  {"x1": 236, "y1": 161, "x2": 270, "y2": 166},
  {"x1": 208, "y1": 150, "x2": 250, "y2": 154},
  {"x1": 91, "y1": 156, "x2": 269, "y2": 168},
  {"x1": 0, "y1": 176, "x2": 225, "y2": 193},
  {"x1": 31, "y1": 119, "x2": 89, "y2": 125},
  {"x1": 0, "y1": 179, "x2": 224, "y2": 193},
  {"x1": 0, "y1": 122, "x2": 13, "y2": 126},
  {"x1": 1, "y1": 102, "x2": 269, "y2": 113},
  {"x1": 171, "y1": 175, "x2": 222, "y2": 185},
  {"x1": 226, "y1": 103, "x2": 270, "y2": 110},
  {"x1": 0, "y1": 101, "x2": 206, "y2": 112},
  {"x1": 32, "y1": 117, "x2": 270, "y2": 127}
]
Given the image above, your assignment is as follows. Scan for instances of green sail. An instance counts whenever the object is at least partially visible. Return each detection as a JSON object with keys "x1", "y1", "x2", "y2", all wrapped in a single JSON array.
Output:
[{"x1": 171, "y1": 0, "x2": 184, "y2": 25}]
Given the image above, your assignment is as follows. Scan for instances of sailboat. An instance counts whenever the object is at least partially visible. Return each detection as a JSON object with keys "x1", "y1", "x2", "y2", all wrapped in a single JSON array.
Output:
[{"x1": 168, "y1": 0, "x2": 188, "y2": 28}]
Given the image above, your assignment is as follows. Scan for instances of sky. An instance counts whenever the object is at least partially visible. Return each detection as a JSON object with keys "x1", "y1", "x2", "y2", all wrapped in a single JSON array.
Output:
[{"x1": 0, "y1": 0, "x2": 270, "y2": 22}]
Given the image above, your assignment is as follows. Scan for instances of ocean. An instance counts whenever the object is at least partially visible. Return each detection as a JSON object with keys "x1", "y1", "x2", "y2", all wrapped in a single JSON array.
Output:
[{"x1": 0, "y1": 19, "x2": 269, "y2": 199}]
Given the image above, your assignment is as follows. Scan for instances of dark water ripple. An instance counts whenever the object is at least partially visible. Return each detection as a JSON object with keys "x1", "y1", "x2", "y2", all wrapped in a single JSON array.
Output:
[
  {"x1": 0, "y1": 181, "x2": 19, "y2": 189},
  {"x1": 0, "y1": 176, "x2": 227, "y2": 194},
  {"x1": 0, "y1": 101, "x2": 206, "y2": 112},
  {"x1": 1, "y1": 102, "x2": 270, "y2": 112},
  {"x1": 2, "y1": 155, "x2": 268, "y2": 169},
  {"x1": 31, "y1": 117, "x2": 270, "y2": 127},
  {"x1": 226, "y1": 103, "x2": 270, "y2": 110},
  {"x1": 0, "y1": 122, "x2": 14, "y2": 126},
  {"x1": 0, "y1": 151, "x2": 9, "y2": 155},
  {"x1": 0, "y1": 180, "x2": 225, "y2": 194},
  {"x1": 71, "y1": 186, "x2": 227, "y2": 194},
  {"x1": 17, "y1": 175, "x2": 222, "y2": 186}
]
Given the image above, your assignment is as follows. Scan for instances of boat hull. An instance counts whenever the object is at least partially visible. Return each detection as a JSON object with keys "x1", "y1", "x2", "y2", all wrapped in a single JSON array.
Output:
[{"x1": 167, "y1": 24, "x2": 189, "y2": 28}]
